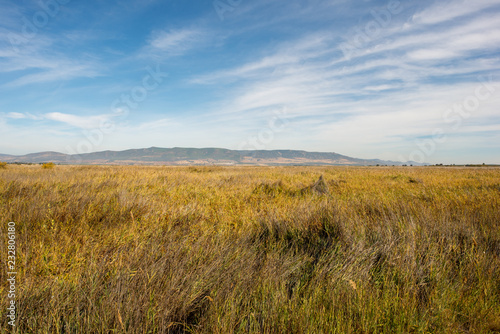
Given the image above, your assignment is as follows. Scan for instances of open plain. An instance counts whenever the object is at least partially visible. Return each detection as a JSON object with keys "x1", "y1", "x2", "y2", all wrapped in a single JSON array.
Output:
[{"x1": 1, "y1": 165, "x2": 499, "y2": 333}]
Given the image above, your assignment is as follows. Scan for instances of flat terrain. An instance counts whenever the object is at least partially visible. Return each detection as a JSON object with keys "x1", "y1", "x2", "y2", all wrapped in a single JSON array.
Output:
[{"x1": 1, "y1": 165, "x2": 499, "y2": 333}]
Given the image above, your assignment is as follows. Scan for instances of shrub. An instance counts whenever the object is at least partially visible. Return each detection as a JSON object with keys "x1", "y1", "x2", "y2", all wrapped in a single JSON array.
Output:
[
  {"x1": 42, "y1": 162, "x2": 55, "y2": 169},
  {"x1": 0, "y1": 161, "x2": 7, "y2": 169}
]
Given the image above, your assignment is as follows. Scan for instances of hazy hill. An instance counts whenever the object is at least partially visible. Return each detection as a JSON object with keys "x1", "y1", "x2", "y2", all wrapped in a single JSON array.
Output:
[{"x1": 0, "y1": 147, "x2": 422, "y2": 166}]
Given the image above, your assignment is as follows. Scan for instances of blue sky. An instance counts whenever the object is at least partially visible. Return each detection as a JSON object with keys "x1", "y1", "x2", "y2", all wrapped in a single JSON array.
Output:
[{"x1": 1, "y1": 0, "x2": 499, "y2": 164}]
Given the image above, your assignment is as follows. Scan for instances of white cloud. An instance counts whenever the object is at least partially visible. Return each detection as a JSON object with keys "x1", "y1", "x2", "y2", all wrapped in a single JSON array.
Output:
[
  {"x1": 6, "y1": 112, "x2": 26, "y2": 119},
  {"x1": 346, "y1": 11, "x2": 500, "y2": 64},
  {"x1": 137, "y1": 118, "x2": 174, "y2": 130},
  {"x1": 407, "y1": 49, "x2": 459, "y2": 61},
  {"x1": 5, "y1": 112, "x2": 43, "y2": 120},
  {"x1": 44, "y1": 112, "x2": 113, "y2": 130},
  {"x1": 190, "y1": 33, "x2": 331, "y2": 84},
  {"x1": 411, "y1": 0, "x2": 500, "y2": 25},
  {"x1": 5, "y1": 64, "x2": 100, "y2": 87},
  {"x1": 1, "y1": 0, "x2": 499, "y2": 164},
  {"x1": 182, "y1": 2, "x2": 500, "y2": 163},
  {"x1": 150, "y1": 29, "x2": 196, "y2": 49},
  {"x1": 363, "y1": 84, "x2": 400, "y2": 91},
  {"x1": 143, "y1": 28, "x2": 203, "y2": 58},
  {"x1": 0, "y1": 31, "x2": 103, "y2": 87}
]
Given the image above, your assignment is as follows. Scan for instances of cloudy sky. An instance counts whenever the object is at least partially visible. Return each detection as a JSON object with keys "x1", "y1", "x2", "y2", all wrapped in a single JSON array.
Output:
[{"x1": 1, "y1": 0, "x2": 499, "y2": 163}]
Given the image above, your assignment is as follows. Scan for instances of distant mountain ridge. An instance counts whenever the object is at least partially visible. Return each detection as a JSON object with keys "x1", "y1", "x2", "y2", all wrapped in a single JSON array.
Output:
[{"x1": 0, "y1": 147, "x2": 424, "y2": 166}]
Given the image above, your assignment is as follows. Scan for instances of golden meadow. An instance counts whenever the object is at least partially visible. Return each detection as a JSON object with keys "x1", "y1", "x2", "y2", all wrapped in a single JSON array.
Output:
[{"x1": 0, "y1": 165, "x2": 499, "y2": 333}]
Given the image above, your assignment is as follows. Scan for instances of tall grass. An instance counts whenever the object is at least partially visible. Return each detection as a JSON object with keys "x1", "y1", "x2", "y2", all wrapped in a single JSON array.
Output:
[{"x1": 0, "y1": 165, "x2": 499, "y2": 333}]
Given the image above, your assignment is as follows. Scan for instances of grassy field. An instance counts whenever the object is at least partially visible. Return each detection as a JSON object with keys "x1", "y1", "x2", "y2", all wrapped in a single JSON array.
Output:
[{"x1": 1, "y1": 165, "x2": 499, "y2": 333}]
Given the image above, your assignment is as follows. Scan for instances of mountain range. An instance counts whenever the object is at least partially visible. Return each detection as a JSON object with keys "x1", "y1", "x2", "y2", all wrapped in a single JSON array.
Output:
[{"x1": 0, "y1": 147, "x2": 423, "y2": 166}]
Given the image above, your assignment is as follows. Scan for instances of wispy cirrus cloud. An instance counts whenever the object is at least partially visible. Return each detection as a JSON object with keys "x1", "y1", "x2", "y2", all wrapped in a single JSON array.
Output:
[
  {"x1": 411, "y1": 0, "x2": 500, "y2": 25},
  {"x1": 5, "y1": 112, "x2": 43, "y2": 120},
  {"x1": 4, "y1": 63, "x2": 102, "y2": 87},
  {"x1": 0, "y1": 32, "x2": 103, "y2": 87},
  {"x1": 149, "y1": 28, "x2": 199, "y2": 51},
  {"x1": 140, "y1": 27, "x2": 205, "y2": 59},
  {"x1": 183, "y1": 0, "x2": 500, "y2": 161},
  {"x1": 6, "y1": 112, "x2": 26, "y2": 119},
  {"x1": 0, "y1": 1, "x2": 105, "y2": 88},
  {"x1": 1, "y1": 0, "x2": 499, "y2": 163},
  {"x1": 189, "y1": 33, "x2": 332, "y2": 85},
  {"x1": 44, "y1": 112, "x2": 114, "y2": 130}
]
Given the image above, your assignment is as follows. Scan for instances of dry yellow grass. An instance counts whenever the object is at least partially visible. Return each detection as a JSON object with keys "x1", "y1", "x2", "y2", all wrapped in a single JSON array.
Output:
[{"x1": 0, "y1": 165, "x2": 499, "y2": 333}]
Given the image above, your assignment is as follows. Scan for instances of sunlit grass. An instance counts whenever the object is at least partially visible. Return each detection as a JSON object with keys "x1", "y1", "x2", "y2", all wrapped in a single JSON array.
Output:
[{"x1": 0, "y1": 165, "x2": 499, "y2": 333}]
